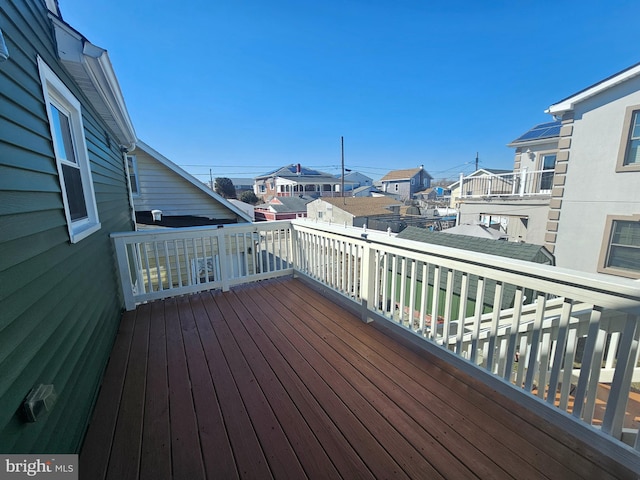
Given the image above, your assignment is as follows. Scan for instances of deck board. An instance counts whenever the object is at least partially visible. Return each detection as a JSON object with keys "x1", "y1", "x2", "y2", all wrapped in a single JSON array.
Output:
[
  {"x1": 80, "y1": 277, "x2": 638, "y2": 479},
  {"x1": 276, "y1": 278, "x2": 574, "y2": 479},
  {"x1": 139, "y1": 300, "x2": 171, "y2": 480}
]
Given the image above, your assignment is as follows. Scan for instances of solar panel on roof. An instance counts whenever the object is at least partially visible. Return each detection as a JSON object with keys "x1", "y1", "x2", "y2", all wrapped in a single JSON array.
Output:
[{"x1": 511, "y1": 120, "x2": 561, "y2": 143}]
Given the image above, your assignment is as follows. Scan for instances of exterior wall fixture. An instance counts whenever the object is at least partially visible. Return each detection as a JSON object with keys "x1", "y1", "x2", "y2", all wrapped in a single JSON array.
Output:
[{"x1": 23, "y1": 384, "x2": 57, "y2": 422}]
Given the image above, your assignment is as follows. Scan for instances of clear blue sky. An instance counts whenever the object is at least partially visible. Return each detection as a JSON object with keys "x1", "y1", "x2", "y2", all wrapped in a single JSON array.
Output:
[{"x1": 59, "y1": 0, "x2": 640, "y2": 183}]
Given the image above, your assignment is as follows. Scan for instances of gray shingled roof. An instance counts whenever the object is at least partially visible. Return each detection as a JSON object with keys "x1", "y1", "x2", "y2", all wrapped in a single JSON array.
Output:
[
  {"x1": 256, "y1": 195, "x2": 315, "y2": 213},
  {"x1": 395, "y1": 227, "x2": 554, "y2": 311},
  {"x1": 397, "y1": 227, "x2": 554, "y2": 264}
]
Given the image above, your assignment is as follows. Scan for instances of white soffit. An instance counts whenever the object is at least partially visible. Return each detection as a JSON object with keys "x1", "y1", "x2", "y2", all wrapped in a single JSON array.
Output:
[{"x1": 49, "y1": 14, "x2": 136, "y2": 149}]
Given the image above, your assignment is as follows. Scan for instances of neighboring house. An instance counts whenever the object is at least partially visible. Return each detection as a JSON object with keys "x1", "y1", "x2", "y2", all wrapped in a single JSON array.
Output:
[
  {"x1": 335, "y1": 171, "x2": 374, "y2": 192},
  {"x1": 307, "y1": 197, "x2": 402, "y2": 228},
  {"x1": 254, "y1": 195, "x2": 314, "y2": 221},
  {"x1": 352, "y1": 185, "x2": 380, "y2": 197},
  {"x1": 452, "y1": 137, "x2": 560, "y2": 245},
  {"x1": 454, "y1": 62, "x2": 640, "y2": 279},
  {"x1": 128, "y1": 141, "x2": 252, "y2": 227},
  {"x1": 415, "y1": 186, "x2": 452, "y2": 205},
  {"x1": 545, "y1": 63, "x2": 640, "y2": 278},
  {"x1": 228, "y1": 177, "x2": 254, "y2": 196},
  {"x1": 1, "y1": 1, "x2": 136, "y2": 453},
  {"x1": 254, "y1": 164, "x2": 351, "y2": 198},
  {"x1": 379, "y1": 166, "x2": 433, "y2": 201}
]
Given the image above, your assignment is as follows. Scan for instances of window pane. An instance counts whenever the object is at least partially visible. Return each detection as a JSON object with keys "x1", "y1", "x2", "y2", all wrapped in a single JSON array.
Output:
[
  {"x1": 630, "y1": 112, "x2": 640, "y2": 139},
  {"x1": 50, "y1": 104, "x2": 77, "y2": 164},
  {"x1": 62, "y1": 163, "x2": 88, "y2": 220},
  {"x1": 608, "y1": 246, "x2": 640, "y2": 271},
  {"x1": 608, "y1": 221, "x2": 640, "y2": 272},
  {"x1": 624, "y1": 138, "x2": 640, "y2": 165},
  {"x1": 540, "y1": 155, "x2": 556, "y2": 191},
  {"x1": 612, "y1": 220, "x2": 640, "y2": 245}
]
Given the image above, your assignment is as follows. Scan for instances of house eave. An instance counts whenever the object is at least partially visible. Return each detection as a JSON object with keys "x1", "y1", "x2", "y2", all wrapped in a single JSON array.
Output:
[
  {"x1": 49, "y1": 14, "x2": 136, "y2": 149},
  {"x1": 546, "y1": 62, "x2": 640, "y2": 115}
]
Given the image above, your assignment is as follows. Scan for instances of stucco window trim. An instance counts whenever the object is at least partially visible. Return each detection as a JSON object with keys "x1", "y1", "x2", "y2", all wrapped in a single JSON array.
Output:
[
  {"x1": 616, "y1": 104, "x2": 640, "y2": 172},
  {"x1": 597, "y1": 214, "x2": 640, "y2": 279}
]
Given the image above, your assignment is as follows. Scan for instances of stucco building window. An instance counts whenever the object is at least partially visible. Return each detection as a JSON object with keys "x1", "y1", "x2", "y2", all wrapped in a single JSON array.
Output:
[
  {"x1": 616, "y1": 105, "x2": 640, "y2": 172},
  {"x1": 598, "y1": 215, "x2": 640, "y2": 278}
]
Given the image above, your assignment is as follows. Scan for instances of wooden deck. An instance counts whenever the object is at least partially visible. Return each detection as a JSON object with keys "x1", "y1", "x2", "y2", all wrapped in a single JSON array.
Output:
[{"x1": 79, "y1": 277, "x2": 637, "y2": 479}]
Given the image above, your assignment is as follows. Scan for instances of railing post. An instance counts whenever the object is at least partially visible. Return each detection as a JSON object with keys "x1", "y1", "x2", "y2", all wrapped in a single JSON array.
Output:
[
  {"x1": 602, "y1": 314, "x2": 640, "y2": 440},
  {"x1": 359, "y1": 239, "x2": 375, "y2": 324},
  {"x1": 112, "y1": 235, "x2": 137, "y2": 311},
  {"x1": 519, "y1": 167, "x2": 527, "y2": 196},
  {"x1": 217, "y1": 229, "x2": 231, "y2": 292}
]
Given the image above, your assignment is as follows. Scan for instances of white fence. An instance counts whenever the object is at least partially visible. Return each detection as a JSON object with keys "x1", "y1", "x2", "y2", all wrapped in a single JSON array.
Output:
[{"x1": 112, "y1": 219, "x2": 640, "y2": 449}]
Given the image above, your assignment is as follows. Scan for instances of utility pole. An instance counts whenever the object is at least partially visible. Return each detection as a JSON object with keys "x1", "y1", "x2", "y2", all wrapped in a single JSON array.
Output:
[
  {"x1": 210, "y1": 168, "x2": 213, "y2": 190},
  {"x1": 341, "y1": 136, "x2": 345, "y2": 202},
  {"x1": 475, "y1": 152, "x2": 479, "y2": 171}
]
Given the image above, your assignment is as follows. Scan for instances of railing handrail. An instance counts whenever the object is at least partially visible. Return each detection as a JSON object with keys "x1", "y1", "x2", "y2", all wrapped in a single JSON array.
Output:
[
  {"x1": 291, "y1": 219, "x2": 640, "y2": 313},
  {"x1": 458, "y1": 168, "x2": 555, "y2": 199}
]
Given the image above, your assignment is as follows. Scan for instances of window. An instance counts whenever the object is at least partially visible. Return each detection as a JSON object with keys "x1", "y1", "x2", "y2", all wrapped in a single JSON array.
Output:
[
  {"x1": 38, "y1": 57, "x2": 100, "y2": 243},
  {"x1": 539, "y1": 154, "x2": 556, "y2": 192},
  {"x1": 127, "y1": 155, "x2": 140, "y2": 196},
  {"x1": 599, "y1": 215, "x2": 640, "y2": 278},
  {"x1": 617, "y1": 105, "x2": 640, "y2": 172}
]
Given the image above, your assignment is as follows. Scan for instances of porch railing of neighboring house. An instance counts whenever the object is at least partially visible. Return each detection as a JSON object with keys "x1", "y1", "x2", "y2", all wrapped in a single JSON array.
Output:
[
  {"x1": 458, "y1": 168, "x2": 555, "y2": 199},
  {"x1": 111, "y1": 219, "x2": 640, "y2": 450}
]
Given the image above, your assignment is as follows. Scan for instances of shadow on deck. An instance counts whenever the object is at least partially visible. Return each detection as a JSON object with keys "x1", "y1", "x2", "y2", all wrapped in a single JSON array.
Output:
[{"x1": 79, "y1": 277, "x2": 637, "y2": 479}]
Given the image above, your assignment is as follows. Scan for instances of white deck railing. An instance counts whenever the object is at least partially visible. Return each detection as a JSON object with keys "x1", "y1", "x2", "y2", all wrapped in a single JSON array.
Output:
[
  {"x1": 112, "y1": 219, "x2": 640, "y2": 449},
  {"x1": 458, "y1": 168, "x2": 554, "y2": 199}
]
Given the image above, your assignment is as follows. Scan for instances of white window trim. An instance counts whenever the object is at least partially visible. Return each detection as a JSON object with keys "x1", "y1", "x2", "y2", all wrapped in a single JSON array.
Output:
[{"x1": 38, "y1": 56, "x2": 101, "y2": 243}]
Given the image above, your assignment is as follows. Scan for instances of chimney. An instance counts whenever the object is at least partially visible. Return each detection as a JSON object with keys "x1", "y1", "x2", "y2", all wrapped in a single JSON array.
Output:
[{"x1": 296, "y1": 163, "x2": 301, "y2": 175}]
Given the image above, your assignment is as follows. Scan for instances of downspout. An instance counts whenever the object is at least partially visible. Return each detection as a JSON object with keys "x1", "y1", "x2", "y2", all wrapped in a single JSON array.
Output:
[{"x1": 121, "y1": 144, "x2": 137, "y2": 231}]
